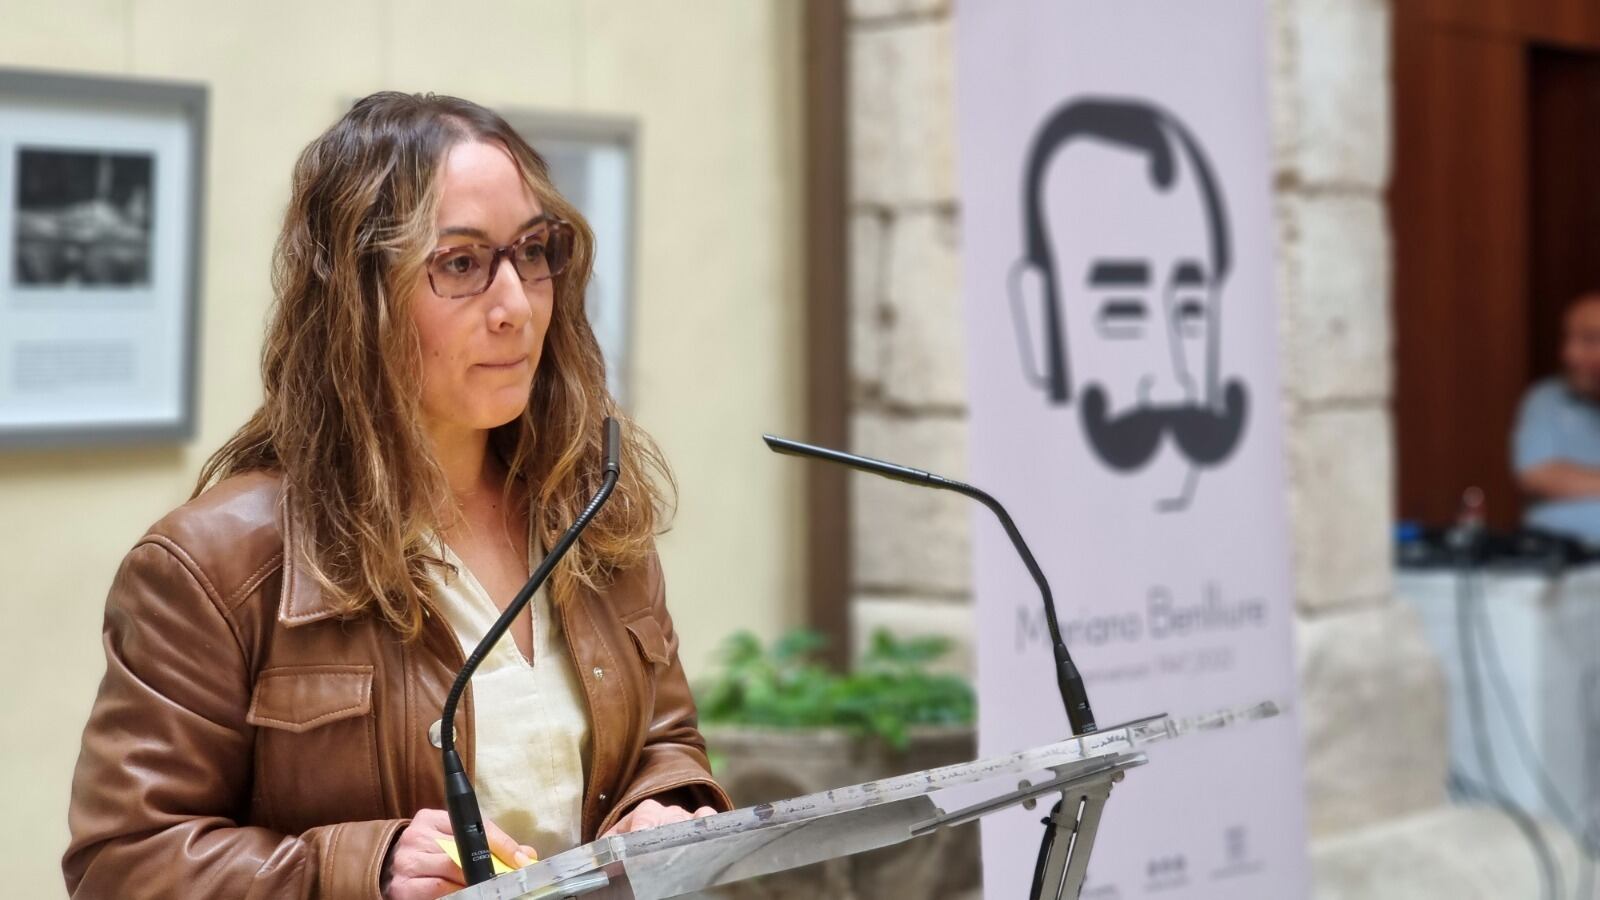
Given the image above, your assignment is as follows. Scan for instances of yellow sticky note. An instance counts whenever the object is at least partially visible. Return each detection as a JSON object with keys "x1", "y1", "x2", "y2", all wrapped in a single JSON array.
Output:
[{"x1": 434, "y1": 836, "x2": 521, "y2": 875}]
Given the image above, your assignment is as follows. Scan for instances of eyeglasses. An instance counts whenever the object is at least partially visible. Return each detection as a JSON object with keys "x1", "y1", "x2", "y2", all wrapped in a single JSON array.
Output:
[{"x1": 424, "y1": 218, "x2": 575, "y2": 300}]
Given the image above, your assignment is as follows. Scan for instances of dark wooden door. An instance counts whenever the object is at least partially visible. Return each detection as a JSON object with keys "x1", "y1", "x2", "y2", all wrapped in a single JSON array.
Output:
[
  {"x1": 1528, "y1": 47, "x2": 1600, "y2": 383},
  {"x1": 1391, "y1": 0, "x2": 1600, "y2": 530}
]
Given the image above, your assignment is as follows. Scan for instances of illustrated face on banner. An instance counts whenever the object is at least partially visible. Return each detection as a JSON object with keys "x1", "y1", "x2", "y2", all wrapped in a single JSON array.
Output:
[{"x1": 1009, "y1": 99, "x2": 1249, "y2": 512}]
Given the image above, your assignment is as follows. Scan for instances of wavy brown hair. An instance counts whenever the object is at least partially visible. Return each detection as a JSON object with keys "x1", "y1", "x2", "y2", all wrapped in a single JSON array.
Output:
[{"x1": 196, "y1": 91, "x2": 672, "y2": 639}]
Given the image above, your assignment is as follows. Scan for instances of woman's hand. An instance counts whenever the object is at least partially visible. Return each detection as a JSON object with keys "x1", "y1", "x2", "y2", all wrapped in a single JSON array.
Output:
[
  {"x1": 382, "y1": 808, "x2": 536, "y2": 900},
  {"x1": 600, "y1": 798, "x2": 718, "y2": 838}
]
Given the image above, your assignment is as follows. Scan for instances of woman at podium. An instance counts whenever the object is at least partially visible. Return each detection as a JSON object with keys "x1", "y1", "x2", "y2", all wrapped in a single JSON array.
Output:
[{"x1": 63, "y1": 92, "x2": 730, "y2": 899}]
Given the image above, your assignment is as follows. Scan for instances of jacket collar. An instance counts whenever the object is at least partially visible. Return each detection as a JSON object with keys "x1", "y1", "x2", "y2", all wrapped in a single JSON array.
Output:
[
  {"x1": 272, "y1": 483, "x2": 607, "y2": 630},
  {"x1": 276, "y1": 489, "x2": 340, "y2": 628}
]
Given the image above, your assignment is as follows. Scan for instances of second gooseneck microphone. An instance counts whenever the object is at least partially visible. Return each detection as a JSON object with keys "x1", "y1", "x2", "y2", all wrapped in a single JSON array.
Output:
[{"x1": 762, "y1": 433, "x2": 1097, "y2": 737}]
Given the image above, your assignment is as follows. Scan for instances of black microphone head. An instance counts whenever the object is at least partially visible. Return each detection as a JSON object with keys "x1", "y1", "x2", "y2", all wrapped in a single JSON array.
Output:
[
  {"x1": 604, "y1": 417, "x2": 622, "y2": 474},
  {"x1": 762, "y1": 433, "x2": 935, "y2": 485},
  {"x1": 762, "y1": 434, "x2": 808, "y2": 457}
]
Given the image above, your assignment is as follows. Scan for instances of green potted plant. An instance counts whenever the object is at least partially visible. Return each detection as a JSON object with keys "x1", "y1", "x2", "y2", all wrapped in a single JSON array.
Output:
[{"x1": 695, "y1": 628, "x2": 980, "y2": 899}]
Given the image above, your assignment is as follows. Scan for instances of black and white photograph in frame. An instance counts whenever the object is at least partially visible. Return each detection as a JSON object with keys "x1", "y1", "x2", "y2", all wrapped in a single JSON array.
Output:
[
  {"x1": 14, "y1": 146, "x2": 155, "y2": 287},
  {"x1": 0, "y1": 69, "x2": 205, "y2": 446}
]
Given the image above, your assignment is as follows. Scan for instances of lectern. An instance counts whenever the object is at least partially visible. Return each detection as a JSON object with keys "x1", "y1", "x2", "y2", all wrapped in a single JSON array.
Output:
[{"x1": 445, "y1": 701, "x2": 1281, "y2": 900}]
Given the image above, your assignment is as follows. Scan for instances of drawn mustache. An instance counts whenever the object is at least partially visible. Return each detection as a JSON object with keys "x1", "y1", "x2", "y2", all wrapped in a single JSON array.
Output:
[{"x1": 1080, "y1": 380, "x2": 1249, "y2": 471}]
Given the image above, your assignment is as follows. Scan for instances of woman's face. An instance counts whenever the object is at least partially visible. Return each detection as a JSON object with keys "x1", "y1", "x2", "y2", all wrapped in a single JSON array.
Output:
[{"x1": 409, "y1": 140, "x2": 554, "y2": 443}]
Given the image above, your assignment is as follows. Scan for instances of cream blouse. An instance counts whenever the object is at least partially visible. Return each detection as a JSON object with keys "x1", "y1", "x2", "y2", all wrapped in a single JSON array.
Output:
[{"x1": 428, "y1": 534, "x2": 592, "y2": 859}]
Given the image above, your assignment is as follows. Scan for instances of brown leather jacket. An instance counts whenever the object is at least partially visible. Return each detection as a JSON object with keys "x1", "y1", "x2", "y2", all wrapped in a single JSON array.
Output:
[{"x1": 63, "y1": 471, "x2": 730, "y2": 898}]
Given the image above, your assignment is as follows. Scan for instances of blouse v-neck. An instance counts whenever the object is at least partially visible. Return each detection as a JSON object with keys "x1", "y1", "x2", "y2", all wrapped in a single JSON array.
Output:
[
  {"x1": 424, "y1": 524, "x2": 593, "y2": 855},
  {"x1": 435, "y1": 532, "x2": 538, "y2": 667}
]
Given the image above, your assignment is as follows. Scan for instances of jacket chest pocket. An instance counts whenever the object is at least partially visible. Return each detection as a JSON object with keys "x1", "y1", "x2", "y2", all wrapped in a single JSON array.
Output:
[
  {"x1": 623, "y1": 614, "x2": 670, "y2": 669},
  {"x1": 621, "y1": 614, "x2": 669, "y2": 706},
  {"x1": 246, "y1": 664, "x2": 383, "y2": 832}
]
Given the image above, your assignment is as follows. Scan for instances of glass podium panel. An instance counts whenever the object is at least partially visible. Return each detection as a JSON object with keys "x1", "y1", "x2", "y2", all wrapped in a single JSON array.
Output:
[{"x1": 447, "y1": 701, "x2": 1281, "y2": 900}]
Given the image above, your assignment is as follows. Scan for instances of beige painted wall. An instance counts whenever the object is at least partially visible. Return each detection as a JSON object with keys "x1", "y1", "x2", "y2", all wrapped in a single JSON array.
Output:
[{"x1": 0, "y1": 2, "x2": 805, "y2": 894}]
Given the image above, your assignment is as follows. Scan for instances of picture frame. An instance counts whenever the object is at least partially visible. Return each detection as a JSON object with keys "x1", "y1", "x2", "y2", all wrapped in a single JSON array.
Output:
[{"x1": 0, "y1": 68, "x2": 207, "y2": 447}]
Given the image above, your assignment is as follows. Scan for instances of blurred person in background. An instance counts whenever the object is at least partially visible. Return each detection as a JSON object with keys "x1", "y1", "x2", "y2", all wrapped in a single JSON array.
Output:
[
  {"x1": 1513, "y1": 291, "x2": 1600, "y2": 545},
  {"x1": 62, "y1": 92, "x2": 728, "y2": 900}
]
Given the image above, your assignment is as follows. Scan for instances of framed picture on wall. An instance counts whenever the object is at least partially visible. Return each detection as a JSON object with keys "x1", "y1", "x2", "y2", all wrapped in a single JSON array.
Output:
[
  {"x1": 503, "y1": 112, "x2": 639, "y2": 406},
  {"x1": 0, "y1": 68, "x2": 207, "y2": 447}
]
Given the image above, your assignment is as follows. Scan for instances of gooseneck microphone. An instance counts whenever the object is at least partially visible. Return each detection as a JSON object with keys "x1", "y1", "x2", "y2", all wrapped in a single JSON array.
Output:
[
  {"x1": 442, "y1": 417, "x2": 624, "y2": 885},
  {"x1": 762, "y1": 434, "x2": 1097, "y2": 736}
]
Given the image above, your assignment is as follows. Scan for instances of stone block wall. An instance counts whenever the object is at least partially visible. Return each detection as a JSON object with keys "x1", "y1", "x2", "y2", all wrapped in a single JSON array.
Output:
[
  {"x1": 1269, "y1": 0, "x2": 1452, "y2": 838},
  {"x1": 847, "y1": 0, "x2": 972, "y2": 659}
]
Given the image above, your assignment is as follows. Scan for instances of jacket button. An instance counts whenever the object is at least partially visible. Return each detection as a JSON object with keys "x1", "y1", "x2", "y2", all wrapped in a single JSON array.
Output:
[
  {"x1": 598, "y1": 792, "x2": 608, "y2": 802},
  {"x1": 593, "y1": 667, "x2": 604, "y2": 680},
  {"x1": 428, "y1": 719, "x2": 455, "y2": 749}
]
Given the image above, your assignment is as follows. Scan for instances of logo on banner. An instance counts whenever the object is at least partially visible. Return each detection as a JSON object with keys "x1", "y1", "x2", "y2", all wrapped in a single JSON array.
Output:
[{"x1": 1008, "y1": 97, "x2": 1249, "y2": 512}]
